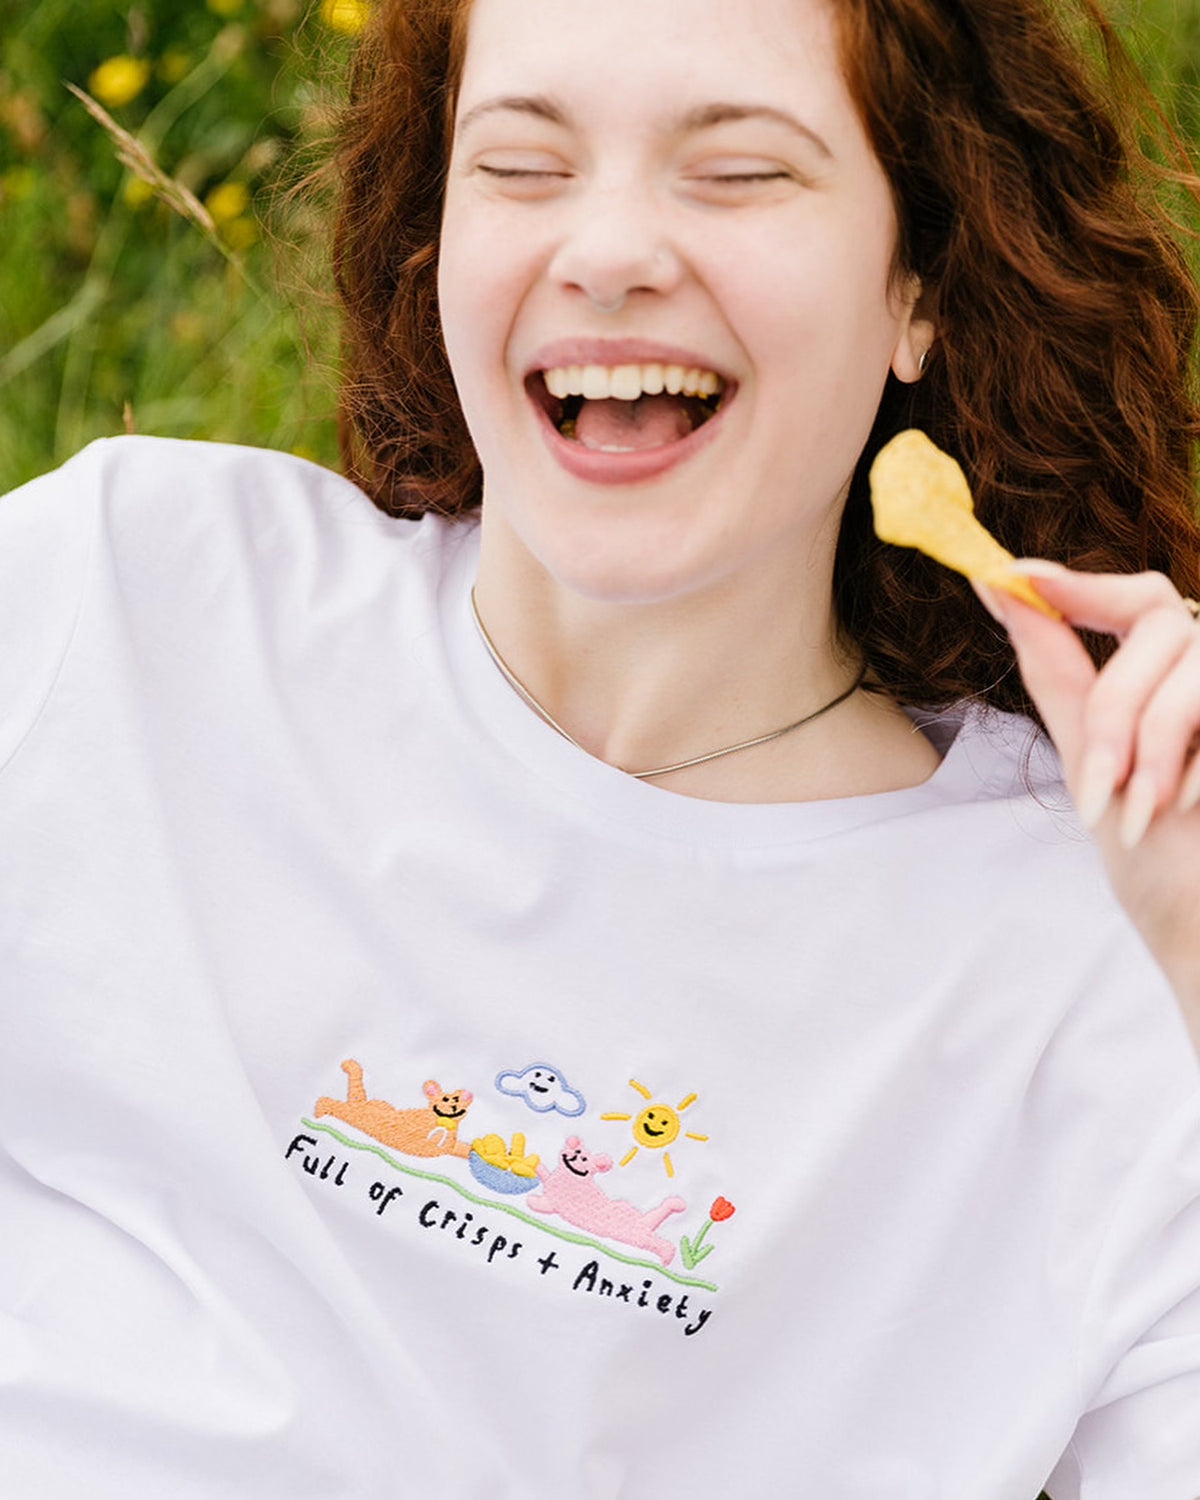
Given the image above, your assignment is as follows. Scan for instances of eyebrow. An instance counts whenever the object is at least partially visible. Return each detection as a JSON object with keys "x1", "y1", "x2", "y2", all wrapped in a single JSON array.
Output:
[
  {"x1": 455, "y1": 94, "x2": 832, "y2": 158},
  {"x1": 678, "y1": 102, "x2": 832, "y2": 157},
  {"x1": 456, "y1": 94, "x2": 567, "y2": 139}
]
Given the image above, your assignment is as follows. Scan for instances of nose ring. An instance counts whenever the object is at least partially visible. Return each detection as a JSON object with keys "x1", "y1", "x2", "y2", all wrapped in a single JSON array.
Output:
[{"x1": 589, "y1": 291, "x2": 627, "y2": 315}]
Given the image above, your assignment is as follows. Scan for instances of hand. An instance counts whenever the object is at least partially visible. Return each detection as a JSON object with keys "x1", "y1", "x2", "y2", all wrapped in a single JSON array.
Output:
[{"x1": 975, "y1": 562, "x2": 1200, "y2": 1044}]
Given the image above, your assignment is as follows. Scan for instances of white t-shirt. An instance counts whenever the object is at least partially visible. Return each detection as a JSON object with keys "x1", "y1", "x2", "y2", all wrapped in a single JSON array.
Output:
[{"x1": 2, "y1": 436, "x2": 1199, "y2": 1500}]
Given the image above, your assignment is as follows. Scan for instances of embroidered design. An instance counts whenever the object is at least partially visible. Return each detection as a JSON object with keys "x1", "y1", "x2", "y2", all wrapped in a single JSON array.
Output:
[
  {"x1": 601, "y1": 1078, "x2": 709, "y2": 1178},
  {"x1": 680, "y1": 1196, "x2": 736, "y2": 1271},
  {"x1": 468, "y1": 1132, "x2": 541, "y2": 1194},
  {"x1": 314, "y1": 1060, "x2": 474, "y2": 1160},
  {"x1": 526, "y1": 1135, "x2": 687, "y2": 1267},
  {"x1": 296, "y1": 1048, "x2": 737, "y2": 1333},
  {"x1": 495, "y1": 1063, "x2": 586, "y2": 1118}
]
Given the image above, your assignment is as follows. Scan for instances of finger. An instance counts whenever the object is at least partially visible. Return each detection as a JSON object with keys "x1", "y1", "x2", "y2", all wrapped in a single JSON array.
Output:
[
  {"x1": 1078, "y1": 605, "x2": 1198, "y2": 793},
  {"x1": 1001, "y1": 562, "x2": 1200, "y2": 829},
  {"x1": 1000, "y1": 592, "x2": 1125, "y2": 827},
  {"x1": 1121, "y1": 635, "x2": 1200, "y2": 842},
  {"x1": 1006, "y1": 560, "x2": 1185, "y2": 638},
  {"x1": 997, "y1": 588, "x2": 1097, "y2": 768},
  {"x1": 1180, "y1": 742, "x2": 1200, "y2": 814}
]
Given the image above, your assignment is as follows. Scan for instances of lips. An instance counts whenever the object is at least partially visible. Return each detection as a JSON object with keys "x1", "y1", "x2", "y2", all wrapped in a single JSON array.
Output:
[{"x1": 518, "y1": 337, "x2": 739, "y2": 484}]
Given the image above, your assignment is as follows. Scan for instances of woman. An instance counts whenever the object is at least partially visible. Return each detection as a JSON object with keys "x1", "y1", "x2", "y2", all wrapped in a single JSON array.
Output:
[{"x1": 1, "y1": 0, "x2": 1198, "y2": 1495}]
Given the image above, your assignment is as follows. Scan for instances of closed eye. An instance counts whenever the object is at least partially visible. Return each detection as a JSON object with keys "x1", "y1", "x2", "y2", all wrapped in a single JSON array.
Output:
[
  {"x1": 477, "y1": 166, "x2": 569, "y2": 180},
  {"x1": 697, "y1": 171, "x2": 792, "y2": 184}
]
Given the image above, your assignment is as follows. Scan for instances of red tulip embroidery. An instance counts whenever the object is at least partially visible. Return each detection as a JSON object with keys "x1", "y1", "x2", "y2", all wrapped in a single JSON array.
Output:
[{"x1": 680, "y1": 1197, "x2": 736, "y2": 1270}]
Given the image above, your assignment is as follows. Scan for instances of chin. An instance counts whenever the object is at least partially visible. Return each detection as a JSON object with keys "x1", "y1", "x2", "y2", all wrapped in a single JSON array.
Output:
[
  {"x1": 519, "y1": 512, "x2": 748, "y2": 609},
  {"x1": 477, "y1": 430, "x2": 808, "y2": 609}
]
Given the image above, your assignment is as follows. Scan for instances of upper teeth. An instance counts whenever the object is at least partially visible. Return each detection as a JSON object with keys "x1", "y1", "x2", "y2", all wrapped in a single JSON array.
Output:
[{"x1": 542, "y1": 364, "x2": 723, "y2": 402}]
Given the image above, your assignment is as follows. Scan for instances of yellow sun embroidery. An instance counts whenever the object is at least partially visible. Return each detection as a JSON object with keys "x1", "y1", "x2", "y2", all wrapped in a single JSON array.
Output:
[{"x1": 601, "y1": 1079, "x2": 709, "y2": 1178}]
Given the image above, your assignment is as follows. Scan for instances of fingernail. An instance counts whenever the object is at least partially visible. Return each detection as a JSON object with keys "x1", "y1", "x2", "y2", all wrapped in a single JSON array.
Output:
[
  {"x1": 1119, "y1": 770, "x2": 1159, "y2": 850},
  {"x1": 1179, "y1": 762, "x2": 1200, "y2": 815},
  {"x1": 1076, "y1": 746, "x2": 1120, "y2": 828}
]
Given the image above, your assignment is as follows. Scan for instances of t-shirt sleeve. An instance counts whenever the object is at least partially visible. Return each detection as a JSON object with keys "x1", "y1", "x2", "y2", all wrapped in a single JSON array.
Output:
[
  {"x1": 0, "y1": 441, "x2": 102, "y2": 772},
  {"x1": 1047, "y1": 1098, "x2": 1200, "y2": 1500}
]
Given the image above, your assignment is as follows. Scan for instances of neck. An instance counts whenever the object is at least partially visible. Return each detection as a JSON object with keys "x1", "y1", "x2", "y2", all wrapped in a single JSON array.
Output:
[
  {"x1": 472, "y1": 513, "x2": 867, "y2": 799},
  {"x1": 472, "y1": 587, "x2": 866, "y2": 782}
]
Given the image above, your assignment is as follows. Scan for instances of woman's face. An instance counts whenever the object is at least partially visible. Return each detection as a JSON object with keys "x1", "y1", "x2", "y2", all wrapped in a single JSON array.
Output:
[{"x1": 439, "y1": 0, "x2": 928, "y2": 607}]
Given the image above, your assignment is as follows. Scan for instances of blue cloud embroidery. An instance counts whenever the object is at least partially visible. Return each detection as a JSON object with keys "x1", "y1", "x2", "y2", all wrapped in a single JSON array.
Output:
[{"x1": 496, "y1": 1063, "x2": 586, "y2": 1118}]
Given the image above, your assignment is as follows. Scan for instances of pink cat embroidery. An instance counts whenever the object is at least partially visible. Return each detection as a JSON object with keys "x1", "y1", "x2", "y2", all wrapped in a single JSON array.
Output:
[{"x1": 526, "y1": 1137, "x2": 686, "y2": 1266}]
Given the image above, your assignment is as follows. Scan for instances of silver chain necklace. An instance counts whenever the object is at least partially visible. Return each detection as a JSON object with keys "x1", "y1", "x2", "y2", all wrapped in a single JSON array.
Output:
[{"x1": 469, "y1": 589, "x2": 865, "y2": 781}]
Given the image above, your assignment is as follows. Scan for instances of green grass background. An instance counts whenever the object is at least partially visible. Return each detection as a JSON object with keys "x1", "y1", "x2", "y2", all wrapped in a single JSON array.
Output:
[
  {"x1": 0, "y1": 0, "x2": 351, "y2": 491},
  {"x1": 0, "y1": 0, "x2": 1197, "y2": 498}
]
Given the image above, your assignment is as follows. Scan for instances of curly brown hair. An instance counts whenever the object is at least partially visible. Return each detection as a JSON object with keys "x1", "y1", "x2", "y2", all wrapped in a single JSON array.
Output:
[{"x1": 332, "y1": 0, "x2": 1200, "y2": 719}]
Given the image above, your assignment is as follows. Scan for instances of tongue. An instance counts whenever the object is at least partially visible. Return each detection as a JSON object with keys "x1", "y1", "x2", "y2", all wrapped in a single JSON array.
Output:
[{"x1": 573, "y1": 394, "x2": 695, "y2": 452}]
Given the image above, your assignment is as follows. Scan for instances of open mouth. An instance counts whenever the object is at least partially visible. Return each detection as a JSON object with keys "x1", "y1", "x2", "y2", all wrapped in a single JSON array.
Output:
[{"x1": 528, "y1": 363, "x2": 732, "y2": 454}]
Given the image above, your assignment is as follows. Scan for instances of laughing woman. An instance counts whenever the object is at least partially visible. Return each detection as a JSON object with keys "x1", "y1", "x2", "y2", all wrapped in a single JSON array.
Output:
[{"x1": 2, "y1": 1, "x2": 1200, "y2": 1496}]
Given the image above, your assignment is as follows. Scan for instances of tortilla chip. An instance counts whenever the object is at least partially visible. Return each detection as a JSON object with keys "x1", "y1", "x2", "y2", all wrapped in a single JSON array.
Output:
[{"x1": 869, "y1": 430, "x2": 1059, "y2": 617}]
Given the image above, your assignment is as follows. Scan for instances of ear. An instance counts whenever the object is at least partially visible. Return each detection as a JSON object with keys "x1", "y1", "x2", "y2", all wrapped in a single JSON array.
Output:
[
  {"x1": 424, "y1": 1080, "x2": 441, "y2": 1101},
  {"x1": 460, "y1": 1090, "x2": 474, "y2": 1106},
  {"x1": 565, "y1": 1135, "x2": 581, "y2": 1151},
  {"x1": 594, "y1": 1155, "x2": 613, "y2": 1174},
  {"x1": 890, "y1": 271, "x2": 937, "y2": 385}
]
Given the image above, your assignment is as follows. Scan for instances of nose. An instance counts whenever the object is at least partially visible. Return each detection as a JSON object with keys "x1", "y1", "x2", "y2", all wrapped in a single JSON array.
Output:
[{"x1": 547, "y1": 176, "x2": 683, "y2": 314}]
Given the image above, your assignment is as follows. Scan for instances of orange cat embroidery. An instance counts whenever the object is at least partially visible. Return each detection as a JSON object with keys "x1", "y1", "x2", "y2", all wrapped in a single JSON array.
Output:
[{"x1": 315, "y1": 1060, "x2": 473, "y2": 1159}]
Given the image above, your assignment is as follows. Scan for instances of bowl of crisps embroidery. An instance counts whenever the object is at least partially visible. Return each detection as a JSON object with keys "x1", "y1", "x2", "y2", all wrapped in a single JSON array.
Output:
[{"x1": 468, "y1": 1134, "x2": 541, "y2": 1195}]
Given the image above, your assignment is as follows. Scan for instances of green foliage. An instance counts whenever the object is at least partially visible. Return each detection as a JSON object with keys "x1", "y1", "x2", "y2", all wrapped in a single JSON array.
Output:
[
  {"x1": 1113, "y1": 0, "x2": 1200, "y2": 138},
  {"x1": 0, "y1": 0, "x2": 352, "y2": 490},
  {"x1": 0, "y1": 0, "x2": 1198, "y2": 493}
]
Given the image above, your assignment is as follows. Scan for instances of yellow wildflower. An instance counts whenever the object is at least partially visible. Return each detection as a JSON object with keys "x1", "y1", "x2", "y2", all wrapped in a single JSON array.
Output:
[
  {"x1": 122, "y1": 175, "x2": 156, "y2": 210},
  {"x1": 223, "y1": 216, "x2": 259, "y2": 252},
  {"x1": 88, "y1": 55, "x2": 151, "y2": 110},
  {"x1": 206, "y1": 0, "x2": 243, "y2": 15},
  {"x1": 320, "y1": 0, "x2": 370, "y2": 36},
  {"x1": 205, "y1": 181, "x2": 251, "y2": 225}
]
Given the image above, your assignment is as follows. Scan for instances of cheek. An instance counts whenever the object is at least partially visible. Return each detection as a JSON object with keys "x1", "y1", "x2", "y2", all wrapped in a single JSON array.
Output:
[
  {"x1": 438, "y1": 193, "x2": 538, "y2": 418},
  {"x1": 436, "y1": 193, "x2": 485, "y2": 381},
  {"x1": 438, "y1": 219, "x2": 508, "y2": 455},
  {"x1": 697, "y1": 207, "x2": 900, "y2": 388}
]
